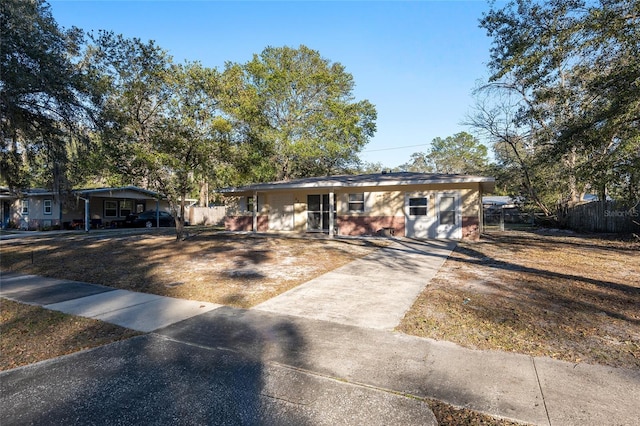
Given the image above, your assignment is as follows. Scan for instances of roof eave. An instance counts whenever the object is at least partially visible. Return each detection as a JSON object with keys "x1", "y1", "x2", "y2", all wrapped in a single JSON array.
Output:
[{"x1": 221, "y1": 176, "x2": 497, "y2": 194}]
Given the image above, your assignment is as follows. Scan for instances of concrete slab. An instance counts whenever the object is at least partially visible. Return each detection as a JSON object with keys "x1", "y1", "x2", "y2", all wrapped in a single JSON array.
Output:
[
  {"x1": 254, "y1": 239, "x2": 456, "y2": 330},
  {"x1": 0, "y1": 273, "x2": 86, "y2": 295},
  {"x1": 46, "y1": 290, "x2": 221, "y2": 332},
  {"x1": 0, "y1": 334, "x2": 437, "y2": 425},
  {"x1": 158, "y1": 306, "x2": 549, "y2": 425},
  {"x1": 534, "y1": 357, "x2": 640, "y2": 426},
  {"x1": 0, "y1": 279, "x2": 114, "y2": 305},
  {"x1": 45, "y1": 289, "x2": 168, "y2": 317},
  {"x1": 90, "y1": 297, "x2": 221, "y2": 332}
]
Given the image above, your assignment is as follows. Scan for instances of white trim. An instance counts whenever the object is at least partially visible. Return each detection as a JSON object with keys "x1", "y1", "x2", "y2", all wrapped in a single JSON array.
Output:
[{"x1": 220, "y1": 172, "x2": 495, "y2": 194}]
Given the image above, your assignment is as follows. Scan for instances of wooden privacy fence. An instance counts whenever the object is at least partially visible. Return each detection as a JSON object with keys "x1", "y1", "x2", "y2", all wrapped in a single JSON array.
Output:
[
  {"x1": 561, "y1": 201, "x2": 640, "y2": 234},
  {"x1": 188, "y1": 206, "x2": 226, "y2": 226}
]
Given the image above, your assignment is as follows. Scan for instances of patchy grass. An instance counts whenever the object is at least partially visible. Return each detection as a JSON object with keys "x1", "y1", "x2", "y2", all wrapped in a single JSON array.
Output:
[
  {"x1": 399, "y1": 230, "x2": 640, "y2": 370},
  {"x1": 0, "y1": 230, "x2": 531, "y2": 424},
  {"x1": 0, "y1": 229, "x2": 386, "y2": 308},
  {"x1": 0, "y1": 299, "x2": 140, "y2": 371}
]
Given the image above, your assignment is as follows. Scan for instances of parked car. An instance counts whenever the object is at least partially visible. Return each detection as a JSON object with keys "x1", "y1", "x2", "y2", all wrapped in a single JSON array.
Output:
[{"x1": 124, "y1": 210, "x2": 175, "y2": 228}]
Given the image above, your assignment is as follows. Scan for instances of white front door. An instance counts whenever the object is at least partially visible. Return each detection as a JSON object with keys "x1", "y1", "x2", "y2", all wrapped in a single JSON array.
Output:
[
  {"x1": 435, "y1": 192, "x2": 462, "y2": 239},
  {"x1": 404, "y1": 193, "x2": 433, "y2": 238},
  {"x1": 268, "y1": 193, "x2": 294, "y2": 231}
]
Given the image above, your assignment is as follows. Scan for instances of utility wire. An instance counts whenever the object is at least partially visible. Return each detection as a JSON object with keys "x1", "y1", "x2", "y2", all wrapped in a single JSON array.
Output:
[{"x1": 362, "y1": 143, "x2": 425, "y2": 153}]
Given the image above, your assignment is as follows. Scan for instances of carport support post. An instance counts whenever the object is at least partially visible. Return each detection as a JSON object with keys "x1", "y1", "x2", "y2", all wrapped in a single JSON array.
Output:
[
  {"x1": 328, "y1": 190, "x2": 334, "y2": 238},
  {"x1": 252, "y1": 191, "x2": 257, "y2": 233},
  {"x1": 84, "y1": 197, "x2": 89, "y2": 232}
]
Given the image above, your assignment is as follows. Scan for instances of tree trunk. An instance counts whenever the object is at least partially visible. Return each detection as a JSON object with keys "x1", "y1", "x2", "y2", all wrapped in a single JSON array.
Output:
[
  {"x1": 199, "y1": 180, "x2": 209, "y2": 207},
  {"x1": 175, "y1": 195, "x2": 186, "y2": 241}
]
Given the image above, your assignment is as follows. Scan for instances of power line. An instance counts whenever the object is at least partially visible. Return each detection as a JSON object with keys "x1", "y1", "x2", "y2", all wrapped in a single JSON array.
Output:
[{"x1": 363, "y1": 143, "x2": 425, "y2": 153}]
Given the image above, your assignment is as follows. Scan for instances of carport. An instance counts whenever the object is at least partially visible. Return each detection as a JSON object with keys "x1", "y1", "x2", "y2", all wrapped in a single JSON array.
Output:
[{"x1": 70, "y1": 187, "x2": 166, "y2": 231}]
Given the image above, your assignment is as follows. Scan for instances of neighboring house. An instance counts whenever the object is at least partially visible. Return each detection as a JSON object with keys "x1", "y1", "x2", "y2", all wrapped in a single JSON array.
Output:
[
  {"x1": 2, "y1": 186, "x2": 172, "y2": 230},
  {"x1": 0, "y1": 187, "x2": 18, "y2": 229},
  {"x1": 221, "y1": 172, "x2": 495, "y2": 240}
]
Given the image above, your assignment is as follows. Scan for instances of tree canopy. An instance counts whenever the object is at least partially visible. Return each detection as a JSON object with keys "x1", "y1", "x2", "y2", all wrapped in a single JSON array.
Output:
[
  {"x1": 223, "y1": 45, "x2": 377, "y2": 181},
  {"x1": 1, "y1": 0, "x2": 96, "y2": 193},
  {"x1": 400, "y1": 132, "x2": 489, "y2": 175},
  {"x1": 86, "y1": 32, "x2": 232, "y2": 239},
  {"x1": 473, "y1": 0, "x2": 640, "y2": 212},
  {"x1": 1, "y1": 0, "x2": 378, "y2": 241}
]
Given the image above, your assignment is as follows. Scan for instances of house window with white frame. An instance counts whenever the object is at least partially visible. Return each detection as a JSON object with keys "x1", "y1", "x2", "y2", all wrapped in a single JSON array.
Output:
[
  {"x1": 119, "y1": 200, "x2": 133, "y2": 217},
  {"x1": 21, "y1": 199, "x2": 29, "y2": 215},
  {"x1": 104, "y1": 200, "x2": 117, "y2": 217},
  {"x1": 44, "y1": 199, "x2": 52, "y2": 215},
  {"x1": 409, "y1": 197, "x2": 428, "y2": 216},
  {"x1": 348, "y1": 193, "x2": 365, "y2": 212},
  {"x1": 246, "y1": 196, "x2": 259, "y2": 213}
]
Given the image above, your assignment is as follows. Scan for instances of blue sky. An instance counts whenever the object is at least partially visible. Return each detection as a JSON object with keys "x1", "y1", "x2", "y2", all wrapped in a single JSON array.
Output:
[{"x1": 49, "y1": 0, "x2": 498, "y2": 168}]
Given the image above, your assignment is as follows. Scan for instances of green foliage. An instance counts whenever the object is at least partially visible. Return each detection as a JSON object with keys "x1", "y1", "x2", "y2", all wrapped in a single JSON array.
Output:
[
  {"x1": 1, "y1": 0, "x2": 95, "y2": 192},
  {"x1": 87, "y1": 33, "x2": 233, "y2": 238},
  {"x1": 477, "y1": 0, "x2": 640, "y2": 209},
  {"x1": 223, "y1": 45, "x2": 377, "y2": 181},
  {"x1": 400, "y1": 132, "x2": 489, "y2": 175},
  {"x1": 426, "y1": 132, "x2": 489, "y2": 174},
  {"x1": 2, "y1": 2, "x2": 378, "y2": 214}
]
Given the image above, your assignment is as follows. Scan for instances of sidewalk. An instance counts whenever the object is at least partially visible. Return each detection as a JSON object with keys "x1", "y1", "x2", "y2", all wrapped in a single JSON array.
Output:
[
  {"x1": 2, "y1": 243, "x2": 639, "y2": 425},
  {"x1": 0, "y1": 272, "x2": 220, "y2": 332},
  {"x1": 158, "y1": 305, "x2": 640, "y2": 426}
]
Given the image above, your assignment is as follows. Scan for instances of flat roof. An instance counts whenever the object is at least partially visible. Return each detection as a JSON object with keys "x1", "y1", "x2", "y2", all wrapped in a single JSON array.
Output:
[
  {"x1": 74, "y1": 186, "x2": 162, "y2": 198},
  {"x1": 220, "y1": 172, "x2": 495, "y2": 193},
  {"x1": 17, "y1": 186, "x2": 164, "y2": 199}
]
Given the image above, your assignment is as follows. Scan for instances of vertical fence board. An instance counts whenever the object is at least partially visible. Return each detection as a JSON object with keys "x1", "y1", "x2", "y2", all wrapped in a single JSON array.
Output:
[{"x1": 564, "y1": 201, "x2": 639, "y2": 234}]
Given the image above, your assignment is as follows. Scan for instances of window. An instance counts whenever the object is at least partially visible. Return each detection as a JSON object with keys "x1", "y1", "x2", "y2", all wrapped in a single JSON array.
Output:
[
  {"x1": 409, "y1": 197, "x2": 428, "y2": 216},
  {"x1": 44, "y1": 199, "x2": 52, "y2": 215},
  {"x1": 307, "y1": 194, "x2": 336, "y2": 232},
  {"x1": 104, "y1": 200, "x2": 117, "y2": 217},
  {"x1": 119, "y1": 200, "x2": 133, "y2": 217},
  {"x1": 348, "y1": 193, "x2": 365, "y2": 212},
  {"x1": 246, "y1": 196, "x2": 259, "y2": 212},
  {"x1": 439, "y1": 196, "x2": 456, "y2": 225},
  {"x1": 21, "y1": 200, "x2": 29, "y2": 214}
]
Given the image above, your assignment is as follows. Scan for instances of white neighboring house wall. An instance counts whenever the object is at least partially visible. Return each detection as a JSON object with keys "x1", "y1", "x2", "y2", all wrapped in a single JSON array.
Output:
[{"x1": 7, "y1": 192, "x2": 60, "y2": 230}]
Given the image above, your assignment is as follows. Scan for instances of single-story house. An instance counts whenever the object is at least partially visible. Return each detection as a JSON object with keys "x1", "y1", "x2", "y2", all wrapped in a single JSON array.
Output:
[
  {"x1": 220, "y1": 172, "x2": 495, "y2": 240},
  {"x1": 1, "y1": 186, "x2": 173, "y2": 231}
]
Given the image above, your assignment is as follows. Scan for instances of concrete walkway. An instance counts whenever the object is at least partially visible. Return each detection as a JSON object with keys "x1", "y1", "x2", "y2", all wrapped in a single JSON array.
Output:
[
  {"x1": 254, "y1": 239, "x2": 456, "y2": 330},
  {"x1": 2, "y1": 238, "x2": 640, "y2": 425},
  {"x1": 0, "y1": 272, "x2": 221, "y2": 332}
]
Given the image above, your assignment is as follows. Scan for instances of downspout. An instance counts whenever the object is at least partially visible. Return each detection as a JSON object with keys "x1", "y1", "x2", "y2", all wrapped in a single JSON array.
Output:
[
  {"x1": 328, "y1": 190, "x2": 335, "y2": 238},
  {"x1": 252, "y1": 191, "x2": 257, "y2": 233}
]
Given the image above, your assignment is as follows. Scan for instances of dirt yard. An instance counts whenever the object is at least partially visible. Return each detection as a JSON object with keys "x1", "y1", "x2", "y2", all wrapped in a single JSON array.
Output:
[
  {"x1": 0, "y1": 229, "x2": 386, "y2": 308},
  {"x1": 0, "y1": 299, "x2": 140, "y2": 371},
  {"x1": 399, "y1": 230, "x2": 640, "y2": 370},
  {"x1": 2, "y1": 228, "x2": 638, "y2": 371}
]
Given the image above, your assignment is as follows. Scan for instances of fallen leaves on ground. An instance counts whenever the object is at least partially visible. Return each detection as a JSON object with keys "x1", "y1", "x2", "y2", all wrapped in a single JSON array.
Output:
[
  {"x1": 426, "y1": 399, "x2": 529, "y2": 426},
  {"x1": 0, "y1": 229, "x2": 386, "y2": 308},
  {"x1": 399, "y1": 230, "x2": 640, "y2": 369},
  {"x1": 0, "y1": 299, "x2": 140, "y2": 371}
]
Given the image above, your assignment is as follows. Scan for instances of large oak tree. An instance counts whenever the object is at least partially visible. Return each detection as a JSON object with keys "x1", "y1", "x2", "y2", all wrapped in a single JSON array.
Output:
[
  {"x1": 474, "y1": 0, "x2": 640, "y2": 211},
  {"x1": 1, "y1": 0, "x2": 96, "y2": 194},
  {"x1": 223, "y1": 45, "x2": 377, "y2": 181}
]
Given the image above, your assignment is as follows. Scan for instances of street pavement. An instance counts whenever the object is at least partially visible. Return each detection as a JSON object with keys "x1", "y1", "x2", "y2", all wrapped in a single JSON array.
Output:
[{"x1": 1, "y1": 238, "x2": 639, "y2": 425}]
